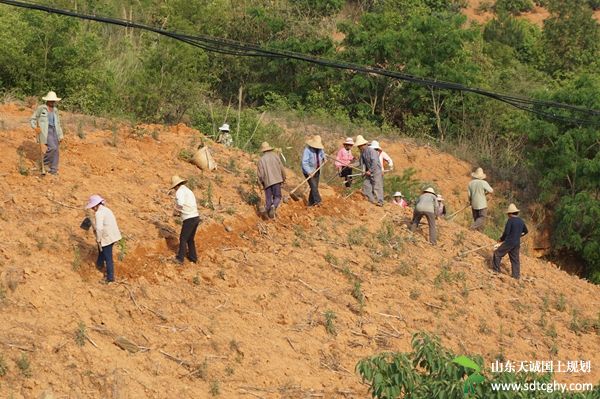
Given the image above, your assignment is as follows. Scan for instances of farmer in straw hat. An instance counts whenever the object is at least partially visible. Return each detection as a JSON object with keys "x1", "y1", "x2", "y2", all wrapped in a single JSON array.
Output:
[
  {"x1": 30, "y1": 91, "x2": 63, "y2": 175},
  {"x1": 301, "y1": 135, "x2": 326, "y2": 207},
  {"x1": 468, "y1": 167, "x2": 493, "y2": 231},
  {"x1": 170, "y1": 175, "x2": 200, "y2": 264},
  {"x1": 85, "y1": 195, "x2": 122, "y2": 283},
  {"x1": 391, "y1": 192, "x2": 408, "y2": 208},
  {"x1": 436, "y1": 195, "x2": 447, "y2": 218},
  {"x1": 410, "y1": 187, "x2": 439, "y2": 245},
  {"x1": 369, "y1": 140, "x2": 394, "y2": 173},
  {"x1": 493, "y1": 203, "x2": 528, "y2": 279},
  {"x1": 217, "y1": 123, "x2": 232, "y2": 147},
  {"x1": 257, "y1": 141, "x2": 286, "y2": 219},
  {"x1": 334, "y1": 137, "x2": 355, "y2": 188},
  {"x1": 356, "y1": 135, "x2": 384, "y2": 206}
]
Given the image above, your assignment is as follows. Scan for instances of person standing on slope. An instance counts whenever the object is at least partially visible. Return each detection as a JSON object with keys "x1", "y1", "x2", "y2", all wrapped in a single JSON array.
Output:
[
  {"x1": 335, "y1": 137, "x2": 355, "y2": 188},
  {"x1": 170, "y1": 175, "x2": 200, "y2": 264},
  {"x1": 356, "y1": 135, "x2": 384, "y2": 207},
  {"x1": 493, "y1": 203, "x2": 528, "y2": 280},
  {"x1": 369, "y1": 140, "x2": 394, "y2": 173},
  {"x1": 410, "y1": 187, "x2": 439, "y2": 245},
  {"x1": 30, "y1": 91, "x2": 64, "y2": 175},
  {"x1": 301, "y1": 135, "x2": 326, "y2": 207},
  {"x1": 85, "y1": 195, "x2": 122, "y2": 283},
  {"x1": 468, "y1": 167, "x2": 493, "y2": 231},
  {"x1": 257, "y1": 141, "x2": 286, "y2": 219}
]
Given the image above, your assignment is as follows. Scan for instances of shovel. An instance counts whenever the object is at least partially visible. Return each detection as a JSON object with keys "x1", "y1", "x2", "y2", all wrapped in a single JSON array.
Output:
[
  {"x1": 456, "y1": 243, "x2": 496, "y2": 258},
  {"x1": 289, "y1": 159, "x2": 328, "y2": 201},
  {"x1": 446, "y1": 205, "x2": 469, "y2": 220}
]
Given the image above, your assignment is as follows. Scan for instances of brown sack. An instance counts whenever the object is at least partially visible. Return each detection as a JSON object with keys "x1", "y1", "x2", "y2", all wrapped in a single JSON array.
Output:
[{"x1": 191, "y1": 146, "x2": 217, "y2": 171}]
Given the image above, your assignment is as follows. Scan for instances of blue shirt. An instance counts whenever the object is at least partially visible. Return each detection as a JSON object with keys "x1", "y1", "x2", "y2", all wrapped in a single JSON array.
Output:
[
  {"x1": 301, "y1": 146, "x2": 325, "y2": 175},
  {"x1": 500, "y1": 216, "x2": 528, "y2": 246},
  {"x1": 48, "y1": 111, "x2": 56, "y2": 127}
]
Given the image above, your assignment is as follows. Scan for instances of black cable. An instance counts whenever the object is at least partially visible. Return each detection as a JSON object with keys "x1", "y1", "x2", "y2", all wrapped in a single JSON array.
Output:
[{"x1": 1, "y1": 0, "x2": 599, "y2": 126}]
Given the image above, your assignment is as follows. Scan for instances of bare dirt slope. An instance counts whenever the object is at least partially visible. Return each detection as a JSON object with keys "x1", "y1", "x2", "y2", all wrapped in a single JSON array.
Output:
[{"x1": 0, "y1": 103, "x2": 598, "y2": 398}]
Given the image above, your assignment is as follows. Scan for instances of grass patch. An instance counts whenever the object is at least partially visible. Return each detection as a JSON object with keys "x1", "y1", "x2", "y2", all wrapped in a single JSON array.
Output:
[
  {"x1": 351, "y1": 281, "x2": 365, "y2": 309},
  {"x1": 72, "y1": 245, "x2": 82, "y2": 271},
  {"x1": 75, "y1": 321, "x2": 86, "y2": 347},
  {"x1": 209, "y1": 379, "x2": 220, "y2": 396},
  {"x1": 324, "y1": 310, "x2": 337, "y2": 336},
  {"x1": 324, "y1": 251, "x2": 338, "y2": 266},
  {"x1": 347, "y1": 226, "x2": 367, "y2": 246},
  {"x1": 0, "y1": 354, "x2": 7, "y2": 376},
  {"x1": 16, "y1": 353, "x2": 31, "y2": 377},
  {"x1": 555, "y1": 293, "x2": 567, "y2": 312}
]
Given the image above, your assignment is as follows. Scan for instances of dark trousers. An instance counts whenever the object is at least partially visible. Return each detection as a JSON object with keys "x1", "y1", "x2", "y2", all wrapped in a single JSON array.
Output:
[
  {"x1": 96, "y1": 243, "x2": 115, "y2": 282},
  {"x1": 339, "y1": 167, "x2": 353, "y2": 188},
  {"x1": 471, "y1": 208, "x2": 487, "y2": 231},
  {"x1": 304, "y1": 171, "x2": 321, "y2": 206},
  {"x1": 177, "y1": 216, "x2": 200, "y2": 263},
  {"x1": 410, "y1": 211, "x2": 437, "y2": 245},
  {"x1": 265, "y1": 183, "x2": 282, "y2": 210},
  {"x1": 493, "y1": 242, "x2": 520, "y2": 279},
  {"x1": 44, "y1": 126, "x2": 60, "y2": 174}
]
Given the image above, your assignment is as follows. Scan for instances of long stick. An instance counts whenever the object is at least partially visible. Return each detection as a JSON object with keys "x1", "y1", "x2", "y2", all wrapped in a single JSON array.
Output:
[
  {"x1": 457, "y1": 243, "x2": 496, "y2": 257},
  {"x1": 243, "y1": 111, "x2": 265, "y2": 150},
  {"x1": 236, "y1": 85, "x2": 243, "y2": 145},
  {"x1": 289, "y1": 159, "x2": 328, "y2": 196},
  {"x1": 446, "y1": 205, "x2": 469, "y2": 220},
  {"x1": 324, "y1": 153, "x2": 363, "y2": 173}
]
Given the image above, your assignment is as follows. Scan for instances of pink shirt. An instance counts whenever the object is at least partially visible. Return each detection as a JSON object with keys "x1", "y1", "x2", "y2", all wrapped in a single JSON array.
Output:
[
  {"x1": 335, "y1": 147, "x2": 354, "y2": 169},
  {"x1": 392, "y1": 198, "x2": 408, "y2": 208}
]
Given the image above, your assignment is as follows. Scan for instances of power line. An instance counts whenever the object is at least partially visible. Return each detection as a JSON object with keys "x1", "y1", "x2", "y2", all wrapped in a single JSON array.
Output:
[{"x1": 1, "y1": 0, "x2": 599, "y2": 126}]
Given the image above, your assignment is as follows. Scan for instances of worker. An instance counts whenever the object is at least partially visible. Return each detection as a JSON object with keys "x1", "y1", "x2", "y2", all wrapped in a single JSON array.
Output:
[
  {"x1": 30, "y1": 91, "x2": 63, "y2": 175},
  {"x1": 301, "y1": 135, "x2": 326, "y2": 207},
  {"x1": 436, "y1": 195, "x2": 447, "y2": 217},
  {"x1": 391, "y1": 192, "x2": 408, "y2": 208},
  {"x1": 170, "y1": 175, "x2": 200, "y2": 264},
  {"x1": 369, "y1": 140, "x2": 393, "y2": 173},
  {"x1": 257, "y1": 141, "x2": 286, "y2": 219},
  {"x1": 410, "y1": 187, "x2": 439, "y2": 245},
  {"x1": 493, "y1": 203, "x2": 528, "y2": 279},
  {"x1": 334, "y1": 137, "x2": 355, "y2": 188},
  {"x1": 356, "y1": 135, "x2": 384, "y2": 206},
  {"x1": 85, "y1": 195, "x2": 122, "y2": 283},
  {"x1": 217, "y1": 123, "x2": 232, "y2": 147},
  {"x1": 468, "y1": 167, "x2": 493, "y2": 231}
]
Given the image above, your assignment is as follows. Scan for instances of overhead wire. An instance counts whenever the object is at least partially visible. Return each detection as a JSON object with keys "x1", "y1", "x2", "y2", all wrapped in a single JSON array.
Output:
[{"x1": 1, "y1": 0, "x2": 599, "y2": 126}]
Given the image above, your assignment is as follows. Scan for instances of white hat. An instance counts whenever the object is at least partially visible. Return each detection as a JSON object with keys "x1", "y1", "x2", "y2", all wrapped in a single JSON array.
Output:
[
  {"x1": 370, "y1": 140, "x2": 381, "y2": 150},
  {"x1": 355, "y1": 135, "x2": 369, "y2": 147},
  {"x1": 218, "y1": 123, "x2": 230, "y2": 132},
  {"x1": 42, "y1": 91, "x2": 61, "y2": 102},
  {"x1": 423, "y1": 187, "x2": 436, "y2": 194},
  {"x1": 85, "y1": 194, "x2": 104, "y2": 209},
  {"x1": 471, "y1": 167, "x2": 486, "y2": 180},
  {"x1": 506, "y1": 203, "x2": 520, "y2": 214},
  {"x1": 343, "y1": 137, "x2": 354, "y2": 146},
  {"x1": 170, "y1": 175, "x2": 187, "y2": 189},
  {"x1": 393, "y1": 192, "x2": 403, "y2": 197}
]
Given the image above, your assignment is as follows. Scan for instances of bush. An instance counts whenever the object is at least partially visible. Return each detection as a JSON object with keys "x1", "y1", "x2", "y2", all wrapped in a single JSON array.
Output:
[{"x1": 495, "y1": 0, "x2": 534, "y2": 14}]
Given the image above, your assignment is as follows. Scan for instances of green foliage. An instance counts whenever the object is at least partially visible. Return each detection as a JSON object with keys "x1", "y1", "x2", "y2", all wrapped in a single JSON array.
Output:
[
  {"x1": 384, "y1": 168, "x2": 421, "y2": 203},
  {"x1": 324, "y1": 310, "x2": 337, "y2": 336},
  {"x1": 495, "y1": 0, "x2": 534, "y2": 15},
  {"x1": 294, "y1": 0, "x2": 344, "y2": 17},
  {"x1": 0, "y1": 354, "x2": 7, "y2": 377},
  {"x1": 16, "y1": 353, "x2": 31, "y2": 378},
  {"x1": 347, "y1": 226, "x2": 368, "y2": 246},
  {"x1": 75, "y1": 321, "x2": 87, "y2": 347}
]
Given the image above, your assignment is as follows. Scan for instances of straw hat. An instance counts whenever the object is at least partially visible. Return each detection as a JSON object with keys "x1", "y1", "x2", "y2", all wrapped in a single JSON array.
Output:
[
  {"x1": 42, "y1": 91, "x2": 61, "y2": 102},
  {"x1": 170, "y1": 175, "x2": 187, "y2": 189},
  {"x1": 437, "y1": 195, "x2": 444, "y2": 201},
  {"x1": 343, "y1": 137, "x2": 354, "y2": 146},
  {"x1": 393, "y1": 191, "x2": 404, "y2": 198},
  {"x1": 259, "y1": 141, "x2": 274, "y2": 152},
  {"x1": 423, "y1": 187, "x2": 436, "y2": 194},
  {"x1": 506, "y1": 203, "x2": 520, "y2": 214},
  {"x1": 355, "y1": 135, "x2": 369, "y2": 147},
  {"x1": 370, "y1": 140, "x2": 381, "y2": 150},
  {"x1": 85, "y1": 194, "x2": 104, "y2": 209},
  {"x1": 471, "y1": 167, "x2": 486, "y2": 180},
  {"x1": 305, "y1": 135, "x2": 324, "y2": 149},
  {"x1": 218, "y1": 123, "x2": 230, "y2": 132}
]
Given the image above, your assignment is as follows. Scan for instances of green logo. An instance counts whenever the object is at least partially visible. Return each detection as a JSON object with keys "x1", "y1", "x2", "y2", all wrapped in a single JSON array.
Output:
[{"x1": 453, "y1": 355, "x2": 485, "y2": 395}]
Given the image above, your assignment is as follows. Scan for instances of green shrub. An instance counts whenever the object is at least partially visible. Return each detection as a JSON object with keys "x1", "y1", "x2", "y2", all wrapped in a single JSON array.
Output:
[{"x1": 495, "y1": 0, "x2": 534, "y2": 14}]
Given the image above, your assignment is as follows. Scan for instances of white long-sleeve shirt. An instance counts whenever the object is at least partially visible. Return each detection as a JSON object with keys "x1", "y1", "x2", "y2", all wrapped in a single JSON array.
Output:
[
  {"x1": 94, "y1": 205, "x2": 122, "y2": 247},
  {"x1": 175, "y1": 185, "x2": 199, "y2": 221},
  {"x1": 379, "y1": 151, "x2": 393, "y2": 171}
]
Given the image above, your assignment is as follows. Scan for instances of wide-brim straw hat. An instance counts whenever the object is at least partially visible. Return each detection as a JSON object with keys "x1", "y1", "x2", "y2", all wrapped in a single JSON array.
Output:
[
  {"x1": 370, "y1": 140, "x2": 381, "y2": 150},
  {"x1": 170, "y1": 175, "x2": 187, "y2": 189},
  {"x1": 506, "y1": 203, "x2": 520, "y2": 213},
  {"x1": 85, "y1": 194, "x2": 104, "y2": 209},
  {"x1": 393, "y1": 191, "x2": 404, "y2": 198},
  {"x1": 306, "y1": 135, "x2": 324, "y2": 149},
  {"x1": 42, "y1": 91, "x2": 61, "y2": 102},
  {"x1": 218, "y1": 123, "x2": 230, "y2": 132},
  {"x1": 423, "y1": 187, "x2": 436, "y2": 194},
  {"x1": 343, "y1": 137, "x2": 354, "y2": 146},
  {"x1": 471, "y1": 167, "x2": 486, "y2": 179},
  {"x1": 259, "y1": 141, "x2": 274, "y2": 152},
  {"x1": 355, "y1": 135, "x2": 369, "y2": 147}
]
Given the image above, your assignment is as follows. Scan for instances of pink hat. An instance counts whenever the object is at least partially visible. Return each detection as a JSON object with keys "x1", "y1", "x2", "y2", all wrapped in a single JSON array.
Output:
[
  {"x1": 85, "y1": 194, "x2": 104, "y2": 209},
  {"x1": 343, "y1": 137, "x2": 354, "y2": 146}
]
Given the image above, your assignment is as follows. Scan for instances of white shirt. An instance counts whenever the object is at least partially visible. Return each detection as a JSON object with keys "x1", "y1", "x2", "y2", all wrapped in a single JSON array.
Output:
[
  {"x1": 175, "y1": 185, "x2": 199, "y2": 221},
  {"x1": 94, "y1": 205, "x2": 122, "y2": 247},
  {"x1": 379, "y1": 151, "x2": 394, "y2": 171}
]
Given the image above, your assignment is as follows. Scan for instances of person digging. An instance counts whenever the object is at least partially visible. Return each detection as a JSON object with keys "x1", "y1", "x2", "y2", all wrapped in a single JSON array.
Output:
[
  {"x1": 492, "y1": 203, "x2": 528, "y2": 280},
  {"x1": 468, "y1": 167, "x2": 493, "y2": 231},
  {"x1": 170, "y1": 175, "x2": 200, "y2": 265},
  {"x1": 301, "y1": 135, "x2": 326, "y2": 207},
  {"x1": 356, "y1": 135, "x2": 384, "y2": 207},
  {"x1": 85, "y1": 195, "x2": 122, "y2": 283},
  {"x1": 410, "y1": 187, "x2": 439, "y2": 245},
  {"x1": 257, "y1": 141, "x2": 286, "y2": 219},
  {"x1": 334, "y1": 137, "x2": 355, "y2": 188}
]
